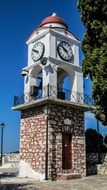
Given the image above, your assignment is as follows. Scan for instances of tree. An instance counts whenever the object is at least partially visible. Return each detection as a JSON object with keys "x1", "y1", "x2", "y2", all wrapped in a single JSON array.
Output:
[
  {"x1": 85, "y1": 129, "x2": 98, "y2": 153},
  {"x1": 77, "y1": 0, "x2": 107, "y2": 125},
  {"x1": 85, "y1": 128, "x2": 106, "y2": 153}
]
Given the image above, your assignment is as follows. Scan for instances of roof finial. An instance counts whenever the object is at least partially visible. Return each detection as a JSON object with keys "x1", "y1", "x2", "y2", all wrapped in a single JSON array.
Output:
[{"x1": 52, "y1": 12, "x2": 57, "y2": 17}]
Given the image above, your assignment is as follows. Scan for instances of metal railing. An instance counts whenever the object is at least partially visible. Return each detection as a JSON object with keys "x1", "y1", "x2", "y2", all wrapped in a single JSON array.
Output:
[{"x1": 13, "y1": 85, "x2": 94, "y2": 106}]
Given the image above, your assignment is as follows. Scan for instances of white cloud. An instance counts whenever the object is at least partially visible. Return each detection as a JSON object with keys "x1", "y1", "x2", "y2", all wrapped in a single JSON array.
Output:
[
  {"x1": 84, "y1": 111, "x2": 96, "y2": 130},
  {"x1": 85, "y1": 111, "x2": 95, "y2": 120},
  {"x1": 84, "y1": 111, "x2": 107, "y2": 134}
]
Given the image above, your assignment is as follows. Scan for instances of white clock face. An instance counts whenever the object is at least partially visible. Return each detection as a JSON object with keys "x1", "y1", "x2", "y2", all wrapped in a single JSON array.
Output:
[
  {"x1": 57, "y1": 41, "x2": 73, "y2": 61},
  {"x1": 31, "y1": 42, "x2": 44, "y2": 62}
]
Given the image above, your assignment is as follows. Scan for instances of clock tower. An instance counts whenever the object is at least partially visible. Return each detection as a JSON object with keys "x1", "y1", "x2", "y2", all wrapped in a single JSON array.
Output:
[{"x1": 12, "y1": 13, "x2": 93, "y2": 180}]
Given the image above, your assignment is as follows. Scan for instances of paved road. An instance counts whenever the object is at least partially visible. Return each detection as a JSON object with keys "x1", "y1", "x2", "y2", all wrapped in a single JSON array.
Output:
[{"x1": 0, "y1": 175, "x2": 107, "y2": 190}]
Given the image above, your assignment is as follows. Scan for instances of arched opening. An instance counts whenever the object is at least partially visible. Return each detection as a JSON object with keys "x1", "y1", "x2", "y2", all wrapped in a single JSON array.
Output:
[
  {"x1": 29, "y1": 65, "x2": 43, "y2": 99},
  {"x1": 57, "y1": 68, "x2": 73, "y2": 100}
]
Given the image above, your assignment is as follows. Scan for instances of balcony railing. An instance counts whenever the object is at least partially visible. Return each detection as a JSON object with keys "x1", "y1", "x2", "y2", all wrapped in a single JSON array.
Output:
[{"x1": 13, "y1": 85, "x2": 94, "y2": 107}]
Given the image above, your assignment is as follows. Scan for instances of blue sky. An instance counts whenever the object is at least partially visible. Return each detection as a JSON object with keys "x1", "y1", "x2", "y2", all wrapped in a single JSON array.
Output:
[{"x1": 0, "y1": 0, "x2": 107, "y2": 153}]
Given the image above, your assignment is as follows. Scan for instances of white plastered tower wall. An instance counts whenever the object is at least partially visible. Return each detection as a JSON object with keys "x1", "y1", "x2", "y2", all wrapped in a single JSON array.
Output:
[{"x1": 22, "y1": 14, "x2": 83, "y2": 102}]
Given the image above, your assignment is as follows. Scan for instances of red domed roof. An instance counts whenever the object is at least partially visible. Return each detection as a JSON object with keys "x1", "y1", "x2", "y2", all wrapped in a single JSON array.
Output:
[
  {"x1": 28, "y1": 13, "x2": 68, "y2": 41},
  {"x1": 39, "y1": 13, "x2": 68, "y2": 29}
]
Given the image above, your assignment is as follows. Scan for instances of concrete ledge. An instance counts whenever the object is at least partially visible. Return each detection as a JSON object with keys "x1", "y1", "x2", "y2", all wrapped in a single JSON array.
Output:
[{"x1": 12, "y1": 97, "x2": 93, "y2": 111}]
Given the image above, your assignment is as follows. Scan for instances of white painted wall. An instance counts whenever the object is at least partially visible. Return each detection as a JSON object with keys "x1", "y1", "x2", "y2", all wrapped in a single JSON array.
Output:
[
  {"x1": 71, "y1": 71, "x2": 84, "y2": 103},
  {"x1": 42, "y1": 61, "x2": 57, "y2": 97},
  {"x1": 28, "y1": 33, "x2": 50, "y2": 66}
]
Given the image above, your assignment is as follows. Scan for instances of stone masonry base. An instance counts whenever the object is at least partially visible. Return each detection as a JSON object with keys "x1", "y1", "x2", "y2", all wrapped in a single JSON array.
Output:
[{"x1": 20, "y1": 103, "x2": 86, "y2": 180}]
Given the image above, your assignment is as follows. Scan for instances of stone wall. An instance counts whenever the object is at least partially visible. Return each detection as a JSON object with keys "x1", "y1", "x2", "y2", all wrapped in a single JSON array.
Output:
[
  {"x1": 86, "y1": 153, "x2": 106, "y2": 164},
  {"x1": 20, "y1": 103, "x2": 86, "y2": 180},
  {"x1": 20, "y1": 106, "x2": 46, "y2": 174},
  {"x1": 48, "y1": 105, "x2": 86, "y2": 180},
  {"x1": 3, "y1": 153, "x2": 19, "y2": 167},
  {"x1": 86, "y1": 153, "x2": 107, "y2": 175},
  {"x1": 98, "y1": 154, "x2": 107, "y2": 175}
]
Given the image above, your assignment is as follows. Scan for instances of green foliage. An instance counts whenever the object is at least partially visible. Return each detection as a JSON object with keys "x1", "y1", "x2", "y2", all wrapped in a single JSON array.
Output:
[
  {"x1": 104, "y1": 134, "x2": 107, "y2": 144},
  {"x1": 78, "y1": 0, "x2": 107, "y2": 125}
]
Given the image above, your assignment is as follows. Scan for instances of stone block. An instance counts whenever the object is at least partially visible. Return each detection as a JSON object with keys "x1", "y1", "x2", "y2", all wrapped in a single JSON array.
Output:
[{"x1": 58, "y1": 173, "x2": 81, "y2": 180}]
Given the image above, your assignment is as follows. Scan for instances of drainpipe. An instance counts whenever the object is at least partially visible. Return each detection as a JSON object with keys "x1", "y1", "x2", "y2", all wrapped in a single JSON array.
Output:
[
  {"x1": 97, "y1": 119, "x2": 100, "y2": 163},
  {"x1": 45, "y1": 104, "x2": 49, "y2": 179}
]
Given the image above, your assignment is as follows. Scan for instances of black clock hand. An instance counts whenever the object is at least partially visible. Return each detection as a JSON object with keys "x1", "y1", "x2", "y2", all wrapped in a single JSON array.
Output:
[
  {"x1": 60, "y1": 44, "x2": 69, "y2": 54},
  {"x1": 32, "y1": 49, "x2": 39, "y2": 54},
  {"x1": 62, "y1": 46, "x2": 69, "y2": 54}
]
